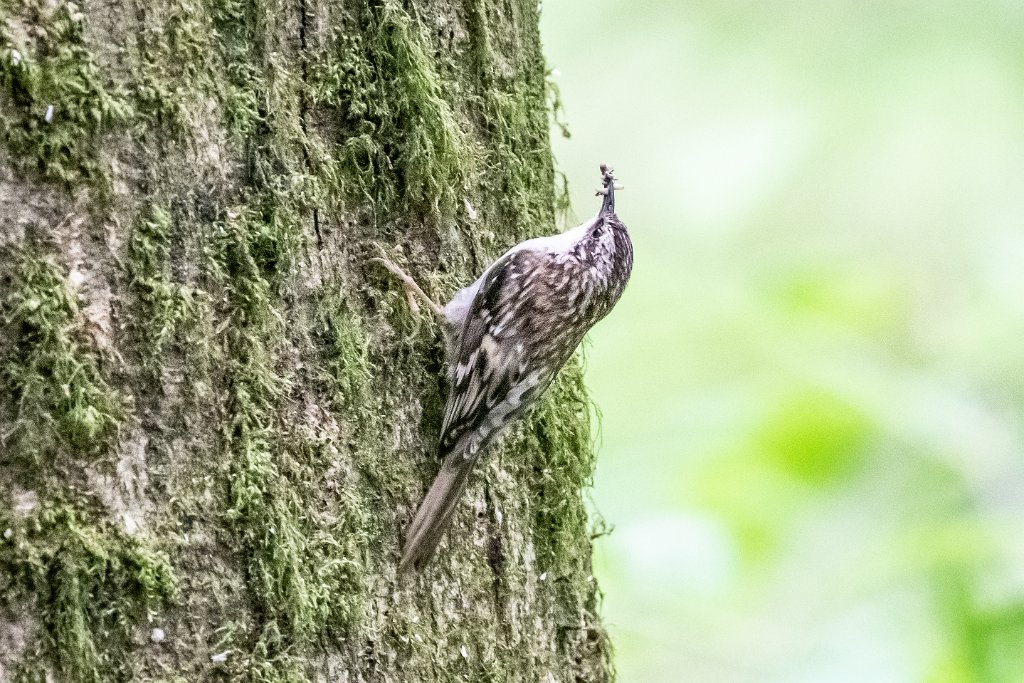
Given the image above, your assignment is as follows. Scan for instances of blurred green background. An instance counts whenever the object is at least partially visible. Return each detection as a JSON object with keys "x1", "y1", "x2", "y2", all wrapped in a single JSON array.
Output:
[{"x1": 540, "y1": 2, "x2": 1024, "y2": 681}]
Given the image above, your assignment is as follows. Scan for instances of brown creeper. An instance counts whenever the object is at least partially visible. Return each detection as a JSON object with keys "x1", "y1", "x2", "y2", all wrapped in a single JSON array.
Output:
[{"x1": 372, "y1": 165, "x2": 633, "y2": 572}]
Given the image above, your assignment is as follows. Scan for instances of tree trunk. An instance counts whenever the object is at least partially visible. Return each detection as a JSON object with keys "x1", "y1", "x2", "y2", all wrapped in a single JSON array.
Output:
[{"x1": 0, "y1": 0, "x2": 611, "y2": 680}]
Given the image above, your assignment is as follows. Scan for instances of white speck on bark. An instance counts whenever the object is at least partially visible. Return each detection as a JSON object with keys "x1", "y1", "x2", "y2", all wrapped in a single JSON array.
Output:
[
  {"x1": 44, "y1": 105, "x2": 54, "y2": 123},
  {"x1": 150, "y1": 628, "x2": 165, "y2": 643},
  {"x1": 211, "y1": 651, "x2": 229, "y2": 663},
  {"x1": 13, "y1": 490, "x2": 37, "y2": 517}
]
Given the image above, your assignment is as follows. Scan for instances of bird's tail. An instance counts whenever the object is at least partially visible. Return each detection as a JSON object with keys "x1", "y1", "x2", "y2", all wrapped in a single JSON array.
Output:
[{"x1": 399, "y1": 453, "x2": 475, "y2": 573}]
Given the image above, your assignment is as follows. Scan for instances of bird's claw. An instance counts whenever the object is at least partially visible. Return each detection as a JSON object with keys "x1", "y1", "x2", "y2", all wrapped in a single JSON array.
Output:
[{"x1": 368, "y1": 252, "x2": 444, "y2": 318}]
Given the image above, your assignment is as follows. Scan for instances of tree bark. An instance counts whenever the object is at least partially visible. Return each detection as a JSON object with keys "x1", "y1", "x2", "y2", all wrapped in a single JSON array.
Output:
[{"x1": 0, "y1": 0, "x2": 611, "y2": 681}]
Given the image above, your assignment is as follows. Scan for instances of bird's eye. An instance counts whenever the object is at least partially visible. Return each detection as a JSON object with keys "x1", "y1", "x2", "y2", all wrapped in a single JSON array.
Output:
[{"x1": 593, "y1": 226, "x2": 603, "y2": 237}]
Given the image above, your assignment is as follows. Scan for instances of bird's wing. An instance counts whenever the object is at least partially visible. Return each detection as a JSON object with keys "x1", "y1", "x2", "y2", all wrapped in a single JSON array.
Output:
[{"x1": 438, "y1": 246, "x2": 557, "y2": 459}]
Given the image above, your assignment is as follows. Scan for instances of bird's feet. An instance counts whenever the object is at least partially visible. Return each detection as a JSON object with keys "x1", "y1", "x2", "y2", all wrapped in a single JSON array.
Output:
[{"x1": 369, "y1": 250, "x2": 445, "y2": 319}]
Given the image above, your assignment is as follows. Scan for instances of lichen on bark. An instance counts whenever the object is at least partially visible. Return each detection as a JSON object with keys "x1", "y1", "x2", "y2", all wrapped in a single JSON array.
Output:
[{"x1": 0, "y1": 0, "x2": 612, "y2": 681}]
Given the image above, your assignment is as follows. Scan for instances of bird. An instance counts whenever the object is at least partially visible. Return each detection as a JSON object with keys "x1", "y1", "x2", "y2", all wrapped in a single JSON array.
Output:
[{"x1": 371, "y1": 164, "x2": 633, "y2": 572}]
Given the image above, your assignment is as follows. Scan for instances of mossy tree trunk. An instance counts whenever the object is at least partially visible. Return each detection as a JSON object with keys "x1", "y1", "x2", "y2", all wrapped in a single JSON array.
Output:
[{"x1": 0, "y1": 0, "x2": 611, "y2": 681}]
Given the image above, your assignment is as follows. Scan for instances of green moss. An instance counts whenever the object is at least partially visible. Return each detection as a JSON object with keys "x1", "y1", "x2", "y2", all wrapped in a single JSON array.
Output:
[
  {"x1": 0, "y1": 247, "x2": 173, "y2": 681},
  {"x1": 205, "y1": 207, "x2": 368, "y2": 678},
  {"x1": 132, "y1": 1, "x2": 213, "y2": 137},
  {"x1": 461, "y1": 0, "x2": 559, "y2": 245},
  {"x1": 126, "y1": 204, "x2": 204, "y2": 372},
  {"x1": 0, "y1": 501, "x2": 176, "y2": 683},
  {"x1": 545, "y1": 70, "x2": 574, "y2": 222},
  {"x1": 0, "y1": 0, "x2": 131, "y2": 184},
  {"x1": 308, "y1": 1, "x2": 472, "y2": 217},
  {"x1": 313, "y1": 291, "x2": 402, "y2": 544},
  {"x1": 478, "y1": 83, "x2": 555, "y2": 236},
  {"x1": 212, "y1": 210, "x2": 305, "y2": 606},
  {"x1": 545, "y1": 68, "x2": 572, "y2": 143},
  {"x1": 0, "y1": 247, "x2": 122, "y2": 470},
  {"x1": 127, "y1": 0, "x2": 268, "y2": 144},
  {"x1": 317, "y1": 300, "x2": 374, "y2": 416},
  {"x1": 523, "y1": 359, "x2": 597, "y2": 574},
  {"x1": 206, "y1": 0, "x2": 265, "y2": 142}
]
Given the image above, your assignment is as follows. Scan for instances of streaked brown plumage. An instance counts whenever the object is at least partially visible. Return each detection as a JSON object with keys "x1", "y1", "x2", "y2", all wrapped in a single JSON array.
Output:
[{"x1": 372, "y1": 165, "x2": 633, "y2": 572}]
